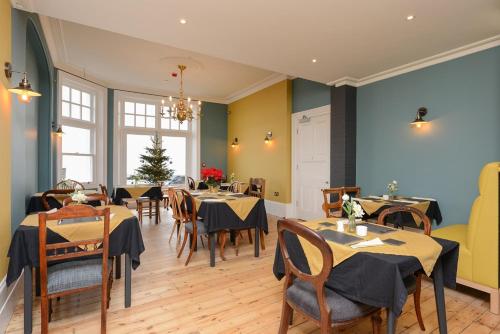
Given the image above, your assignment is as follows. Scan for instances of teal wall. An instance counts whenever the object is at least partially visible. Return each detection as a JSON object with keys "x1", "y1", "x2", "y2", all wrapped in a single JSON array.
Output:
[
  {"x1": 292, "y1": 78, "x2": 330, "y2": 113},
  {"x1": 200, "y1": 102, "x2": 228, "y2": 174},
  {"x1": 11, "y1": 10, "x2": 54, "y2": 230},
  {"x1": 357, "y1": 46, "x2": 500, "y2": 228}
]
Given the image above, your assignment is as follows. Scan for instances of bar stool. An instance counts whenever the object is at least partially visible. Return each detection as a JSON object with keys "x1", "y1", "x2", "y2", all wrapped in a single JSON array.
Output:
[{"x1": 136, "y1": 197, "x2": 161, "y2": 225}]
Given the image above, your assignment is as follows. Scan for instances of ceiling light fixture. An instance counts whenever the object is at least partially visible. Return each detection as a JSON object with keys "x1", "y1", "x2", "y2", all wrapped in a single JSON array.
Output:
[
  {"x1": 406, "y1": 15, "x2": 415, "y2": 21},
  {"x1": 160, "y1": 64, "x2": 201, "y2": 123},
  {"x1": 4, "y1": 62, "x2": 41, "y2": 104},
  {"x1": 179, "y1": 18, "x2": 187, "y2": 24}
]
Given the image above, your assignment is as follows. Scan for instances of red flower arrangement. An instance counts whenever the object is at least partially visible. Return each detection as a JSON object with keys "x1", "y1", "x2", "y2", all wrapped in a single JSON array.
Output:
[{"x1": 201, "y1": 167, "x2": 224, "y2": 187}]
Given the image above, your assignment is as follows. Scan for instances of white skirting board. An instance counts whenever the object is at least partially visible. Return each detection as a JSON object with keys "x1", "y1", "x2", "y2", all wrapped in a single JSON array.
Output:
[
  {"x1": 264, "y1": 200, "x2": 294, "y2": 218},
  {"x1": 0, "y1": 272, "x2": 23, "y2": 333}
]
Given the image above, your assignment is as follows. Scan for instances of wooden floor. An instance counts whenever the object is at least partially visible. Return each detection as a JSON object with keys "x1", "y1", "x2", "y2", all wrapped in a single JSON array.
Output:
[{"x1": 5, "y1": 209, "x2": 500, "y2": 333}]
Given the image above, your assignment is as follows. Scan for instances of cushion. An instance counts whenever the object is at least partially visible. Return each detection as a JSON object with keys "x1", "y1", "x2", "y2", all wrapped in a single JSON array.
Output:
[
  {"x1": 286, "y1": 279, "x2": 378, "y2": 322},
  {"x1": 185, "y1": 220, "x2": 207, "y2": 235},
  {"x1": 47, "y1": 258, "x2": 111, "y2": 294}
]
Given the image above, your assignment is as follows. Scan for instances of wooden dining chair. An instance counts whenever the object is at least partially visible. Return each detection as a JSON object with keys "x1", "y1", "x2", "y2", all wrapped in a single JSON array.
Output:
[
  {"x1": 41, "y1": 189, "x2": 75, "y2": 211},
  {"x1": 167, "y1": 187, "x2": 184, "y2": 244},
  {"x1": 377, "y1": 206, "x2": 431, "y2": 331},
  {"x1": 277, "y1": 219, "x2": 382, "y2": 333},
  {"x1": 187, "y1": 176, "x2": 196, "y2": 190},
  {"x1": 321, "y1": 188, "x2": 343, "y2": 218},
  {"x1": 56, "y1": 179, "x2": 85, "y2": 190},
  {"x1": 63, "y1": 193, "x2": 109, "y2": 206},
  {"x1": 38, "y1": 205, "x2": 113, "y2": 334},
  {"x1": 176, "y1": 189, "x2": 209, "y2": 266},
  {"x1": 228, "y1": 181, "x2": 240, "y2": 193},
  {"x1": 342, "y1": 186, "x2": 361, "y2": 198}
]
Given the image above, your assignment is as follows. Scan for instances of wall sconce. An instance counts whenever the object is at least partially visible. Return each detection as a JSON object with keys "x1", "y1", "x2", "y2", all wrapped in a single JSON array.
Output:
[
  {"x1": 410, "y1": 107, "x2": 429, "y2": 128},
  {"x1": 4, "y1": 62, "x2": 42, "y2": 104},
  {"x1": 264, "y1": 131, "x2": 273, "y2": 144},
  {"x1": 52, "y1": 122, "x2": 64, "y2": 137},
  {"x1": 231, "y1": 137, "x2": 239, "y2": 148}
]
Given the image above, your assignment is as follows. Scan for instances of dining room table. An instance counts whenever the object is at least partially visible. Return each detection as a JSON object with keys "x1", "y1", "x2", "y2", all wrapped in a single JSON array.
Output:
[
  {"x1": 6, "y1": 205, "x2": 145, "y2": 334},
  {"x1": 26, "y1": 189, "x2": 100, "y2": 214},
  {"x1": 273, "y1": 217, "x2": 459, "y2": 334},
  {"x1": 187, "y1": 190, "x2": 268, "y2": 266},
  {"x1": 353, "y1": 195, "x2": 442, "y2": 228}
]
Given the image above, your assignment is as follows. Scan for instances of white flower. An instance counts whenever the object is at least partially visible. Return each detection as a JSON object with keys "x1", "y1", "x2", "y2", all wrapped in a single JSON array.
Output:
[
  {"x1": 74, "y1": 184, "x2": 83, "y2": 191},
  {"x1": 71, "y1": 191, "x2": 88, "y2": 203},
  {"x1": 352, "y1": 202, "x2": 365, "y2": 218},
  {"x1": 342, "y1": 194, "x2": 350, "y2": 202},
  {"x1": 392, "y1": 180, "x2": 397, "y2": 184}
]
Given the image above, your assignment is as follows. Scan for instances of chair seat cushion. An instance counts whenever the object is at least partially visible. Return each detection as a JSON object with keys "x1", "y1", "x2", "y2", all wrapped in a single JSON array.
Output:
[
  {"x1": 404, "y1": 275, "x2": 417, "y2": 294},
  {"x1": 286, "y1": 279, "x2": 378, "y2": 322},
  {"x1": 185, "y1": 220, "x2": 207, "y2": 234},
  {"x1": 47, "y1": 258, "x2": 111, "y2": 294}
]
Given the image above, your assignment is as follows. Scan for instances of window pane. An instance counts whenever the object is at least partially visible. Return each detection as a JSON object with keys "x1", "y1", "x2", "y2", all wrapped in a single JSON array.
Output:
[
  {"x1": 162, "y1": 136, "x2": 186, "y2": 177},
  {"x1": 136, "y1": 115, "x2": 145, "y2": 127},
  {"x1": 146, "y1": 116, "x2": 155, "y2": 128},
  {"x1": 179, "y1": 120, "x2": 188, "y2": 131},
  {"x1": 62, "y1": 155, "x2": 93, "y2": 183},
  {"x1": 161, "y1": 117, "x2": 170, "y2": 129},
  {"x1": 62, "y1": 85, "x2": 70, "y2": 101},
  {"x1": 126, "y1": 134, "x2": 152, "y2": 181},
  {"x1": 62, "y1": 126, "x2": 91, "y2": 154},
  {"x1": 124, "y1": 101, "x2": 134, "y2": 114},
  {"x1": 71, "y1": 104, "x2": 81, "y2": 119},
  {"x1": 82, "y1": 92, "x2": 91, "y2": 107},
  {"x1": 146, "y1": 104, "x2": 155, "y2": 116},
  {"x1": 81, "y1": 107, "x2": 91, "y2": 121},
  {"x1": 71, "y1": 88, "x2": 81, "y2": 104},
  {"x1": 136, "y1": 103, "x2": 145, "y2": 115},
  {"x1": 170, "y1": 118, "x2": 180, "y2": 130},
  {"x1": 62, "y1": 102, "x2": 70, "y2": 117},
  {"x1": 125, "y1": 114, "x2": 134, "y2": 127}
]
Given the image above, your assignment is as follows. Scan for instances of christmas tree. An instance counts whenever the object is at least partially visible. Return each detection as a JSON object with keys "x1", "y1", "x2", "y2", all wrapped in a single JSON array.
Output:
[{"x1": 132, "y1": 134, "x2": 174, "y2": 184}]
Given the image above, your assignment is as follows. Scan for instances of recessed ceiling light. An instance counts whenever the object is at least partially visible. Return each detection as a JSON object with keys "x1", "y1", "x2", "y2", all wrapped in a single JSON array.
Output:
[
  {"x1": 179, "y1": 18, "x2": 187, "y2": 24},
  {"x1": 312, "y1": 59, "x2": 317, "y2": 63},
  {"x1": 406, "y1": 15, "x2": 415, "y2": 21}
]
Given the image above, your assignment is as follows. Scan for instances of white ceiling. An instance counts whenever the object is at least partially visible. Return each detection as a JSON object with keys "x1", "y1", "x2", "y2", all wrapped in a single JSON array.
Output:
[{"x1": 15, "y1": 0, "x2": 500, "y2": 101}]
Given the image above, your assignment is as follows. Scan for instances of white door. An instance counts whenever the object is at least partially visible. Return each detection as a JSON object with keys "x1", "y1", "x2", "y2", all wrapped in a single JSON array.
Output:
[{"x1": 293, "y1": 107, "x2": 330, "y2": 220}]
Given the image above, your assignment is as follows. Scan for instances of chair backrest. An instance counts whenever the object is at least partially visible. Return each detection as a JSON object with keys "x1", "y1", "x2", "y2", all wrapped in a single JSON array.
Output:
[
  {"x1": 342, "y1": 186, "x2": 361, "y2": 198},
  {"x1": 228, "y1": 181, "x2": 240, "y2": 193},
  {"x1": 167, "y1": 188, "x2": 184, "y2": 221},
  {"x1": 38, "y1": 205, "x2": 110, "y2": 296},
  {"x1": 377, "y1": 206, "x2": 431, "y2": 236},
  {"x1": 41, "y1": 189, "x2": 74, "y2": 211},
  {"x1": 62, "y1": 193, "x2": 109, "y2": 206},
  {"x1": 249, "y1": 178, "x2": 266, "y2": 199},
  {"x1": 277, "y1": 219, "x2": 333, "y2": 321},
  {"x1": 321, "y1": 188, "x2": 343, "y2": 218},
  {"x1": 179, "y1": 189, "x2": 197, "y2": 223},
  {"x1": 187, "y1": 177, "x2": 196, "y2": 190},
  {"x1": 466, "y1": 162, "x2": 500, "y2": 287},
  {"x1": 56, "y1": 179, "x2": 85, "y2": 190},
  {"x1": 99, "y1": 184, "x2": 112, "y2": 203}
]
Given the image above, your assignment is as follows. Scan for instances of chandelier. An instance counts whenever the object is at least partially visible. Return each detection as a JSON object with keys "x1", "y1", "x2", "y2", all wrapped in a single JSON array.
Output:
[{"x1": 160, "y1": 65, "x2": 201, "y2": 123}]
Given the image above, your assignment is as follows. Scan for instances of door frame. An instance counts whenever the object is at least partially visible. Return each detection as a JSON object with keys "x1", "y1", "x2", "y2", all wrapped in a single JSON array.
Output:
[{"x1": 291, "y1": 105, "x2": 331, "y2": 219}]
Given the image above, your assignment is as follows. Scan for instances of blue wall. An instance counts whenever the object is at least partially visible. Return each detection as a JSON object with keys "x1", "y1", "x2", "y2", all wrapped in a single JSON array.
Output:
[
  {"x1": 200, "y1": 102, "x2": 228, "y2": 173},
  {"x1": 11, "y1": 10, "x2": 54, "y2": 230},
  {"x1": 292, "y1": 78, "x2": 330, "y2": 113},
  {"x1": 357, "y1": 46, "x2": 500, "y2": 227}
]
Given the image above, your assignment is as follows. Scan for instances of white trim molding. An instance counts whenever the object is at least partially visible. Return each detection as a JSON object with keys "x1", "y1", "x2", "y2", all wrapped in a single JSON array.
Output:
[
  {"x1": 328, "y1": 34, "x2": 500, "y2": 87},
  {"x1": 0, "y1": 274, "x2": 23, "y2": 333},
  {"x1": 224, "y1": 73, "x2": 290, "y2": 104}
]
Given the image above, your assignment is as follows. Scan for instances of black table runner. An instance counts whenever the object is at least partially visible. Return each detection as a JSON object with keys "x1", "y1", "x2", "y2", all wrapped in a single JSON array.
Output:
[
  {"x1": 273, "y1": 233, "x2": 458, "y2": 315},
  {"x1": 112, "y1": 186, "x2": 163, "y2": 205}
]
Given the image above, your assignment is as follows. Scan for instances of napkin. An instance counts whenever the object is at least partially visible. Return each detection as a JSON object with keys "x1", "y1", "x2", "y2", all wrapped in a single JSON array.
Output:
[
  {"x1": 351, "y1": 238, "x2": 384, "y2": 249},
  {"x1": 412, "y1": 196, "x2": 436, "y2": 201}
]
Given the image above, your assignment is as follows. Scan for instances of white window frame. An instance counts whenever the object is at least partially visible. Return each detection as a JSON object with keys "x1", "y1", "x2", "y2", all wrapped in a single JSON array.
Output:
[
  {"x1": 56, "y1": 71, "x2": 107, "y2": 189},
  {"x1": 113, "y1": 91, "x2": 199, "y2": 186}
]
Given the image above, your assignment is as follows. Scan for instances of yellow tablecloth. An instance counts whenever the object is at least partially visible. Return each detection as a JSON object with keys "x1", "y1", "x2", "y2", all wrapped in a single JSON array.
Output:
[
  {"x1": 193, "y1": 192, "x2": 259, "y2": 221},
  {"x1": 356, "y1": 198, "x2": 430, "y2": 226},
  {"x1": 297, "y1": 218, "x2": 442, "y2": 276},
  {"x1": 32, "y1": 190, "x2": 96, "y2": 204},
  {"x1": 21, "y1": 205, "x2": 135, "y2": 243}
]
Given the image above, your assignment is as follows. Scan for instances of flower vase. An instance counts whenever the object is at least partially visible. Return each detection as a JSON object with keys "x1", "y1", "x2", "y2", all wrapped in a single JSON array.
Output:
[
  {"x1": 348, "y1": 216, "x2": 356, "y2": 233},
  {"x1": 208, "y1": 185, "x2": 219, "y2": 193}
]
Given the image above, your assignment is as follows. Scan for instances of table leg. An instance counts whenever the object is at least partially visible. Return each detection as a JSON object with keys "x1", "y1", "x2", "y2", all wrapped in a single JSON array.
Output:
[
  {"x1": 254, "y1": 226, "x2": 260, "y2": 257},
  {"x1": 115, "y1": 255, "x2": 121, "y2": 279},
  {"x1": 125, "y1": 254, "x2": 131, "y2": 308},
  {"x1": 209, "y1": 232, "x2": 216, "y2": 267},
  {"x1": 24, "y1": 265, "x2": 32, "y2": 334},
  {"x1": 387, "y1": 308, "x2": 396, "y2": 334},
  {"x1": 433, "y1": 258, "x2": 448, "y2": 333},
  {"x1": 35, "y1": 267, "x2": 40, "y2": 297},
  {"x1": 155, "y1": 199, "x2": 159, "y2": 224}
]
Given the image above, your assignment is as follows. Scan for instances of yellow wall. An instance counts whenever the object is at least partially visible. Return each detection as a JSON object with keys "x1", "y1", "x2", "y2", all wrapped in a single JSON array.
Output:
[
  {"x1": 0, "y1": 0, "x2": 12, "y2": 278},
  {"x1": 228, "y1": 80, "x2": 291, "y2": 203}
]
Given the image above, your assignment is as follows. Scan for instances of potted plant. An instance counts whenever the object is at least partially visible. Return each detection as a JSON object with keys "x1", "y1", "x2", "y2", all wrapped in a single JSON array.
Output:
[
  {"x1": 201, "y1": 167, "x2": 224, "y2": 193},
  {"x1": 342, "y1": 194, "x2": 365, "y2": 233}
]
